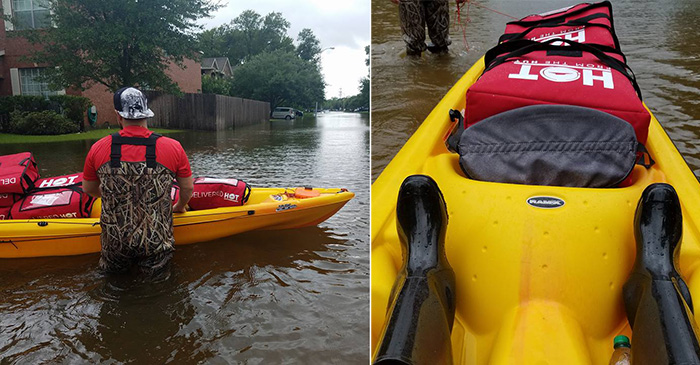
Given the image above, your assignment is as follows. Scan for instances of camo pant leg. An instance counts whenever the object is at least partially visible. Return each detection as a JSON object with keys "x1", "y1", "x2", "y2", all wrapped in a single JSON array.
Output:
[
  {"x1": 98, "y1": 246, "x2": 133, "y2": 274},
  {"x1": 424, "y1": 0, "x2": 451, "y2": 49},
  {"x1": 137, "y1": 249, "x2": 173, "y2": 277},
  {"x1": 399, "y1": 0, "x2": 427, "y2": 53}
]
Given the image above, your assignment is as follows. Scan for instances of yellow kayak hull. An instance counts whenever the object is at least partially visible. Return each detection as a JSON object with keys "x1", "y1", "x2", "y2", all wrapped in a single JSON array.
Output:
[
  {"x1": 371, "y1": 58, "x2": 700, "y2": 364},
  {"x1": 0, "y1": 187, "x2": 354, "y2": 258}
]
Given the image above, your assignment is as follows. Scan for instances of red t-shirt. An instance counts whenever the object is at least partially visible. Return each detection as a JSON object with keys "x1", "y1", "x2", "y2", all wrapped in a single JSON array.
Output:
[{"x1": 84, "y1": 126, "x2": 192, "y2": 181}]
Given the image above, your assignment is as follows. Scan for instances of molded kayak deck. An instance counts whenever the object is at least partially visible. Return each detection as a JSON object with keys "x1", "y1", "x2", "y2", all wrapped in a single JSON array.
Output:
[
  {"x1": 0, "y1": 187, "x2": 354, "y2": 258},
  {"x1": 371, "y1": 58, "x2": 700, "y2": 364}
]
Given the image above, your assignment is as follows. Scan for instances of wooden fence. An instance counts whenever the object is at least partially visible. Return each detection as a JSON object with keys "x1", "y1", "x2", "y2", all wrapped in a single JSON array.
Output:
[{"x1": 144, "y1": 92, "x2": 270, "y2": 131}]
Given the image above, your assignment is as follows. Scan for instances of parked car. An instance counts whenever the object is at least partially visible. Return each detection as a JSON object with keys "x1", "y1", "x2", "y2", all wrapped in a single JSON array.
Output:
[{"x1": 271, "y1": 107, "x2": 296, "y2": 120}]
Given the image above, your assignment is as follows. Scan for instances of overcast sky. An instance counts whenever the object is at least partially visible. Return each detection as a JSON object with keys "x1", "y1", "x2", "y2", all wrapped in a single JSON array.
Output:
[{"x1": 202, "y1": 0, "x2": 370, "y2": 99}]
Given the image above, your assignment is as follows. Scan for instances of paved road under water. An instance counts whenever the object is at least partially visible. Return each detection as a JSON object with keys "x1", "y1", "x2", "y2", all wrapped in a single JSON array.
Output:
[
  {"x1": 372, "y1": 0, "x2": 700, "y2": 181},
  {"x1": 0, "y1": 112, "x2": 369, "y2": 363}
]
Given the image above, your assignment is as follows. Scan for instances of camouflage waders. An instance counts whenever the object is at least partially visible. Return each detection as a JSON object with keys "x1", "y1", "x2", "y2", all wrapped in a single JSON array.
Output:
[
  {"x1": 97, "y1": 133, "x2": 176, "y2": 275},
  {"x1": 399, "y1": 0, "x2": 451, "y2": 55}
]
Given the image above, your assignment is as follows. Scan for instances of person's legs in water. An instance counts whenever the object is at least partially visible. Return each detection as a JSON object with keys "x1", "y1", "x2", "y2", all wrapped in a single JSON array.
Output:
[
  {"x1": 424, "y1": 0, "x2": 451, "y2": 53},
  {"x1": 137, "y1": 250, "x2": 174, "y2": 280},
  {"x1": 399, "y1": 0, "x2": 427, "y2": 56},
  {"x1": 99, "y1": 247, "x2": 133, "y2": 274}
]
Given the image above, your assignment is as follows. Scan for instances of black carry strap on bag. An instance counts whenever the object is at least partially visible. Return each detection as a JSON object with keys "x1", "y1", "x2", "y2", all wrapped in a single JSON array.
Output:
[
  {"x1": 499, "y1": 15, "x2": 620, "y2": 51},
  {"x1": 499, "y1": 1, "x2": 622, "y2": 50},
  {"x1": 482, "y1": 38, "x2": 642, "y2": 99}
]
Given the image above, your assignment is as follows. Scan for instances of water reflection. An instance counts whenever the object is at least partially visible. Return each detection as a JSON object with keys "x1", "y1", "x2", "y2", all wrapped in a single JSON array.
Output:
[
  {"x1": 0, "y1": 112, "x2": 369, "y2": 363},
  {"x1": 79, "y1": 272, "x2": 196, "y2": 363}
]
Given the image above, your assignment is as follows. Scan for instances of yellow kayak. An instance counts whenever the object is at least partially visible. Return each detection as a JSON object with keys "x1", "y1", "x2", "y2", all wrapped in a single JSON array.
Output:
[
  {"x1": 371, "y1": 58, "x2": 700, "y2": 364},
  {"x1": 0, "y1": 187, "x2": 353, "y2": 258}
]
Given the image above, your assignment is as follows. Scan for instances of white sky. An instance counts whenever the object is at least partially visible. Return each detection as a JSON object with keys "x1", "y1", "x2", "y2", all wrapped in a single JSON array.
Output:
[{"x1": 202, "y1": 0, "x2": 370, "y2": 99}]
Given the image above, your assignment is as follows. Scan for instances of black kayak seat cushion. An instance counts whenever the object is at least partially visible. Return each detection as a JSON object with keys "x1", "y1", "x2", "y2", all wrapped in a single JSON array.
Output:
[{"x1": 457, "y1": 105, "x2": 638, "y2": 188}]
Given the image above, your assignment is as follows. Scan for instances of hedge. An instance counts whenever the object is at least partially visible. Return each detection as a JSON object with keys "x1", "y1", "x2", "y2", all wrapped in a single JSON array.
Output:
[
  {"x1": 48, "y1": 95, "x2": 92, "y2": 126},
  {"x1": 8, "y1": 110, "x2": 79, "y2": 135},
  {"x1": 0, "y1": 94, "x2": 91, "y2": 134}
]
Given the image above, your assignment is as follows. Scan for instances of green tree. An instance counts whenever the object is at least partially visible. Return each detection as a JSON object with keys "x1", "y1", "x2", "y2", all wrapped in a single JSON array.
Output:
[
  {"x1": 20, "y1": 0, "x2": 220, "y2": 94},
  {"x1": 198, "y1": 26, "x2": 231, "y2": 63},
  {"x1": 358, "y1": 77, "x2": 369, "y2": 106},
  {"x1": 260, "y1": 12, "x2": 295, "y2": 53},
  {"x1": 202, "y1": 75, "x2": 233, "y2": 95},
  {"x1": 199, "y1": 10, "x2": 294, "y2": 65},
  {"x1": 359, "y1": 45, "x2": 370, "y2": 108},
  {"x1": 365, "y1": 45, "x2": 370, "y2": 67},
  {"x1": 232, "y1": 10, "x2": 263, "y2": 58},
  {"x1": 296, "y1": 28, "x2": 321, "y2": 62},
  {"x1": 230, "y1": 49, "x2": 324, "y2": 109}
]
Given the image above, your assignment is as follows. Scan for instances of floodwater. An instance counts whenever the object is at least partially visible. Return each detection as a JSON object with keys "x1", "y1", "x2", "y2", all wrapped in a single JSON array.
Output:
[
  {"x1": 0, "y1": 112, "x2": 369, "y2": 363},
  {"x1": 372, "y1": 0, "x2": 700, "y2": 180}
]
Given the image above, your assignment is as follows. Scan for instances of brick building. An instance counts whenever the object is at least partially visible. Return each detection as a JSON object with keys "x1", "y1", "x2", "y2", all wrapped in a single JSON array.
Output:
[{"x1": 0, "y1": 0, "x2": 202, "y2": 127}]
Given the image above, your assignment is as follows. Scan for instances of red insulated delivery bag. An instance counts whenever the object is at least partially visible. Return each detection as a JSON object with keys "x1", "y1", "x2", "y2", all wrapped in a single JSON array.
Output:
[
  {"x1": 188, "y1": 177, "x2": 251, "y2": 210},
  {"x1": 0, "y1": 193, "x2": 19, "y2": 207},
  {"x1": 9, "y1": 185, "x2": 95, "y2": 219},
  {"x1": 499, "y1": 1, "x2": 620, "y2": 50},
  {"x1": 467, "y1": 39, "x2": 651, "y2": 143},
  {"x1": 0, "y1": 152, "x2": 40, "y2": 194},
  {"x1": 0, "y1": 193, "x2": 19, "y2": 219}
]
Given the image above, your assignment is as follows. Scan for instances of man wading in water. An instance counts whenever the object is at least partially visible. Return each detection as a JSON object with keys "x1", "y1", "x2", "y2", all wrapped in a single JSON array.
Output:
[
  {"x1": 391, "y1": 0, "x2": 467, "y2": 56},
  {"x1": 83, "y1": 87, "x2": 194, "y2": 275}
]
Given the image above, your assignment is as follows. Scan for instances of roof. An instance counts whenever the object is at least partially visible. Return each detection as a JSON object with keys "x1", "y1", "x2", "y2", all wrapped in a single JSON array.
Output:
[
  {"x1": 202, "y1": 57, "x2": 233, "y2": 75},
  {"x1": 202, "y1": 58, "x2": 217, "y2": 69}
]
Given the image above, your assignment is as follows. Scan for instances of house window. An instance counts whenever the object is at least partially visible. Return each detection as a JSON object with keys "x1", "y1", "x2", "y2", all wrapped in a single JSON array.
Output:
[
  {"x1": 19, "y1": 68, "x2": 57, "y2": 97},
  {"x1": 12, "y1": 0, "x2": 50, "y2": 30}
]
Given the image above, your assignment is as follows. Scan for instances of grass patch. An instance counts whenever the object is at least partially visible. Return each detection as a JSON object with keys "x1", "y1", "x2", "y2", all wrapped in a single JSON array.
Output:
[{"x1": 0, "y1": 128, "x2": 184, "y2": 144}]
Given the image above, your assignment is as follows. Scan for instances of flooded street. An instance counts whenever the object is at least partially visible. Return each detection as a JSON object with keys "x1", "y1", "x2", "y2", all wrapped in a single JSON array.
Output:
[
  {"x1": 0, "y1": 112, "x2": 369, "y2": 363},
  {"x1": 371, "y1": 0, "x2": 700, "y2": 180}
]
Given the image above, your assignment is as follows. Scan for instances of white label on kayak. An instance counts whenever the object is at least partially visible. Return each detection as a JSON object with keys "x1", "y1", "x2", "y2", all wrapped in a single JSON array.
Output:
[
  {"x1": 276, "y1": 203, "x2": 297, "y2": 212},
  {"x1": 527, "y1": 196, "x2": 565, "y2": 209}
]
